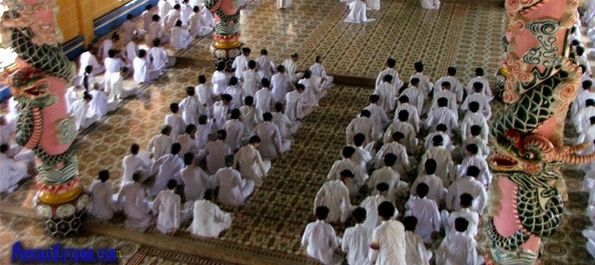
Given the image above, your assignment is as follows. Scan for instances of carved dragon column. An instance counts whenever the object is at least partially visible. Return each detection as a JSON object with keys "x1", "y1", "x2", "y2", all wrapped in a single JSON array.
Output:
[
  {"x1": 0, "y1": 0, "x2": 88, "y2": 238},
  {"x1": 205, "y1": 0, "x2": 245, "y2": 69}
]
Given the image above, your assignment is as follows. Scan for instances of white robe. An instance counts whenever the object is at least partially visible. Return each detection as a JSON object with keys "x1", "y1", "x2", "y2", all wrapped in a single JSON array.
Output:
[
  {"x1": 223, "y1": 85, "x2": 244, "y2": 110},
  {"x1": 383, "y1": 121, "x2": 417, "y2": 154},
  {"x1": 152, "y1": 189, "x2": 181, "y2": 233},
  {"x1": 409, "y1": 72, "x2": 433, "y2": 99},
  {"x1": 240, "y1": 105, "x2": 258, "y2": 136},
  {"x1": 285, "y1": 90, "x2": 304, "y2": 121},
  {"x1": 147, "y1": 134, "x2": 173, "y2": 161},
  {"x1": 180, "y1": 165, "x2": 210, "y2": 201},
  {"x1": 158, "y1": 0, "x2": 173, "y2": 20},
  {"x1": 149, "y1": 154, "x2": 184, "y2": 196},
  {"x1": 148, "y1": 46, "x2": 174, "y2": 71},
  {"x1": 254, "y1": 88, "x2": 274, "y2": 121},
  {"x1": 255, "y1": 55, "x2": 276, "y2": 80},
  {"x1": 242, "y1": 69, "x2": 260, "y2": 97},
  {"x1": 197, "y1": 84, "x2": 215, "y2": 117},
  {"x1": 393, "y1": 103, "x2": 420, "y2": 133},
  {"x1": 180, "y1": 3, "x2": 193, "y2": 24},
  {"x1": 204, "y1": 140, "x2": 232, "y2": 174},
  {"x1": 234, "y1": 145, "x2": 271, "y2": 187},
  {"x1": 466, "y1": 76, "x2": 493, "y2": 100},
  {"x1": 179, "y1": 95, "x2": 201, "y2": 125},
  {"x1": 435, "y1": 76, "x2": 463, "y2": 102},
  {"x1": 141, "y1": 10, "x2": 155, "y2": 32},
  {"x1": 301, "y1": 220, "x2": 341, "y2": 264},
  {"x1": 89, "y1": 180, "x2": 118, "y2": 221},
  {"x1": 310, "y1": 63, "x2": 334, "y2": 90},
  {"x1": 360, "y1": 194, "x2": 389, "y2": 232},
  {"x1": 133, "y1": 57, "x2": 160, "y2": 84},
  {"x1": 445, "y1": 208, "x2": 479, "y2": 237},
  {"x1": 163, "y1": 10, "x2": 180, "y2": 32},
  {"x1": 272, "y1": 111, "x2": 297, "y2": 139},
  {"x1": 341, "y1": 223, "x2": 370, "y2": 265},
  {"x1": 374, "y1": 82, "x2": 395, "y2": 113},
  {"x1": 314, "y1": 180, "x2": 352, "y2": 223},
  {"x1": 121, "y1": 154, "x2": 151, "y2": 187},
  {"x1": 421, "y1": 0, "x2": 440, "y2": 9},
  {"x1": 70, "y1": 99, "x2": 100, "y2": 130},
  {"x1": 410, "y1": 174, "x2": 445, "y2": 206},
  {"x1": 212, "y1": 101, "x2": 229, "y2": 129},
  {"x1": 121, "y1": 20, "x2": 137, "y2": 45},
  {"x1": 222, "y1": 119, "x2": 244, "y2": 151},
  {"x1": 89, "y1": 89, "x2": 117, "y2": 118},
  {"x1": 215, "y1": 167, "x2": 255, "y2": 206},
  {"x1": 177, "y1": 134, "x2": 199, "y2": 158},
  {"x1": 282, "y1": 59, "x2": 301, "y2": 83},
  {"x1": 365, "y1": 0, "x2": 379, "y2": 10},
  {"x1": 400, "y1": 86, "x2": 423, "y2": 114},
  {"x1": 147, "y1": 21, "x2": 170, "y2": 45},
  {"x1": 0, "y1": 153, "x2": 28, "y2": 193},
  {"x1": 436, "y1": 232, "x2": 480, "y2": 265},
  {"x1": 104, "y1": 57, "x2": 126, "y2": 83},
  {"x1": 212, "y1": 70, "x2": 230, "y2": 96},
  {"x1": 78, "y1": 51, "x2": 105, "y2": 76},
  {"x1": 165, "y1": 113, "x2": 186, "y2": 142},
  {"x1": 117, "y1": 182, "x2": 152, "y2": 229},
  {"x1": 458, "y1": 154, "x2": 492, "y2": 186},
  {"x1": 187, "y1": 199, "x2": 232, "y2": 238},
  {"x1": 368, "y1": 220, "x2": 407, "y2": 265},
  {"x1": 431, "y1": 90, "x2": 459, "y2": 117},
  {"x1": 419, "y1": 146, "x2": 455, "y2": 186},
  {"x1": 405, "y1": 196, "x2": 441, "y2": 243},
  {"x1": 374, "y1": 142, "x2": 409, "y2": 176},
  {"x1": 107, "y1": 73, "x2": 138, "y2": 100},
  {"x1": 364, "y1": 103, "x2": 389, "y2": 134},
  {"x1": 231, "y1": 54, "x2": 249, "y2": 78},
  {"x1": 188, "y1": 12, "x2": 213, "y2": 37},
  {"x1": 196, "y1": 121, "x2": 215, "y2": 150},
  {"x1": 298, "y1": 77, "x2": 321, "y2": 107},
  {"x1": 98, "y1": 39, "x2": 114, "y2": 63},
  {"x1": 462, "y1": 136, "x2": 490, "y2": 158},
  {"x1": 271, "y1": 72, "x2": 293, "y2": 104},
  {"x1": 574, "y1": 106, "x2": 595, "y2": 133},
  {"x1": 461, "y1": 93, "x2": 491, "y2": 119},
  {"x1": 405, "y1": 231, "x2": 431, "y2": 265},
  {"x1": 460, "y1": 112, "x2": 489, "y2": 142},
  {"x1": 425, "y1": 107, "x2": 458, "y2": 136},
  {"x1": 376, "y1": 68, "x2": 403, "y2": 92},
  {"x1": 424, "y1": 131, "x2": 454, "y2": 152},
  {"x1": 327, "y1": 158, "x2": 367, "y2": 196},
  {"x1": 346, "y1": 116, "x2": 379, "y2": 145},
  {"x1": 446, "y1": 176, "x2": 487, "y2": 213},
  {"x1": 251, "y1": 121, "x2": 289, "y2": 160},
  {"x1": 124, "y1": 41, "x2": 138, "y2": 68},
  {"x1": 170, "y1": 27, "x2": 192, "y2": 51},
  {"x1": 344, "y1": 1, "x2": 375, "y2": 23},
  {"x1": 277, "y1": 0, "x2": 290, "y2": 9},
  {"x1": 64, "y1": 86, "x2": 79, "y2": 113}
]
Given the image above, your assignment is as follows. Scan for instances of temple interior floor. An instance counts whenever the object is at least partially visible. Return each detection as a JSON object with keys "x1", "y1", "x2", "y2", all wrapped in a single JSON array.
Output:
[{"x1": 1, "y1": 0, "x2": 594, "y2": 264}]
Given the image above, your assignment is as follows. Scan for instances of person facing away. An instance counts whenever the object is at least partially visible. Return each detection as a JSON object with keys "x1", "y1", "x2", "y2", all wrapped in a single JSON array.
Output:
[
  {"x1": 342, "y1": 207, "x2": 371, "y2": 265},
  {"x1": 374, "y1": 74, "x2": 396, "y2": 113},
  {"x1": 409, "y1": 61, "x2": 433, "y2": 101},
  {"x1": 187, "y1": 189, "x2": 232, "y2": 238},
  {"x1": 446, "y1": 165, "x2": 487, "y2": 214},
  {"x1": 365, "y1": 94, "x2": 390, "y2": 134},
  {"x1": 344, "y1": 0, "x2": 376, "y2": 24},
  {"x1": 314, "y1": 169, "x2": 354, "y2": 224},
  {"x1": 117, "y1": 170, "x2": 152, "y2": 229},
  {"x1": 147, "y1": 14, "x2": 170, "y2": 44},
  {"x1": 361, "y1": 182, "x2": 391, "y2": 232},
  {"x1": 460, "y1": 102, "x2": 489, "y2": 142},
  {"x1": 285, "y1": 83, "x2": 307, "y2": 122},
  {"x1": 367, "y1": 155, "x2": 400, "y2": 203},
  {"x1": 309, "y1": 55, "x2": 335, "y2": 90},
  {"x1": 212, "y1": 62, "x2": 231, "y2": 96},
  {"x1": 251, "y1": 112, "x2": 290, "y2": 160},
  {"x1": 204, "y1": 130, "x2": 233, "y2": 174},
  {"x1": 394, "y1": 95, "x2": 420, "y2": 133},
  {"x1": 346, "y1": 109, "x2": 380, "y2": 145},
  {"x1": 327, "y1": 146, "x2": 368, "y2": 196},
  {"x1": 89, "y1": 170, "x2": 119, "y2": 221},
  {"x1": 122, "y1": 143, "x2": 152, "y2": 188},
  {"x1": 232, "y1": 47, "x2": 251, "y2": 78},
  {"x1": 368, "y1": 201, "x2": 407, "y2": 265},
  {"x1": 271, "y1": 64, "x2": 294, "y2": 104},
  {"x1": 180, "y1": 152, "x2": 211, "y2": 201},
  {"x1": 384, "y1": 110, "x2": 417, "y2": 154},
  {"x1": 234, "y1": 135, "x2": 271, "y2": 187},
  {"x1": 179, "y1": 86, "x2": 201, "y2": 125},
  {"x1": 458, "y1": 143, "x2": 492, "y2": 186},
  {"x1": 419, "y1": 134, "x2": 456, "y2": 186},
  {"x1": 435, "y1": 67, "x2": 463, "y2": 103},
  {"x1": 461, "y1": 82, "x2": 492, "y2": 119},
  {"x1": 215, "y1": 155, "x2": 255, "y2": 206},
  {"x1": 120, "y1": 13, "x2": 138, "y2": 45},
  {"x1": 302, "y1": 206, "x2": 343, "y2": 265},
  {"x1": 223, "y1": 76, "x2": 244, "y2": 110},
  {"x1": 425, "y1": 97, "x2": 458, "y2": 136},
  {"x1": 254, "y1": 78, "x2": 275, "y2": 122},
  {"x1": 242, "y1": 60, "x2": 260, "y2": 97},
  {"x1": 282, "y1": 53, "x2": 302, "y2": 83},
  {"x1": 170, "y1": 19, "x2": 192, "y2": 51},
  {"x1": 272, "y1": 102, "x2": 298, "y2": 140},
  {"x1": 222, "y1": 108, "x2": 244, "y2": 152},
  {"x1": 196, "y1": 75, "x2": 216, "y2": 117},
  {"x1": 148, "y1": 38, "x2": 176, "y2": 72},
  {"x1": 147, "y1": 125, "x2": 173, "y2": 161},
  {"x1": 152, "y1": 179, "x2": 181, "y2": 235},
  {"x1": 374, "y1": 132, "x2": 410, "y2": 176},
  {"x1": 0, "y1": 143, "x2": 30, "y2": 194},
  {"x1": 436, "y1": 218, "x2": 481, "y2": 265},
  {"x1": 240, "y1": 96, "x2": 258, "y2": 137},
  {"x1": 405, "y1": 182, "x2": 441, "y2": 243},
  {"x1": 401, "y1": 77, "x2": 424, "y2": 114},
  {"x1": 411, "y1": 159, "x2": 445, "y2": 206},
  {"x1": 165, "y1": 102, "x2": 187, "y2": 142},
  {"x1": 255, "y1": 49, "x2": 276, "y2": 80},
  {"x1": 213, "y1": 94, "x2": 232, "y2": 130},
  {"x1": 149, "y1": 142, "x2": 185, "y2": 196},
  {"x1": 444, "y1": 193, "x2": 479, "y2": 237},
  {"x1": 376, "y1": 58, "x2": 403, "y2": 95},
  {"x1": 403, "y1": 216, "x2": 431, "y2": 265},
  {"x1": 98, "y1": 33, "x2": 119, "y2": 63},
  {"x1": 133, "y1": 49, "x2": 160, "y2": 85}
]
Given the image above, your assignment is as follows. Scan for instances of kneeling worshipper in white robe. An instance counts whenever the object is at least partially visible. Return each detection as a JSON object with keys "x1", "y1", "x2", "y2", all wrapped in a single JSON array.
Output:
[
  {"x1": 285, "y1": 84, "x2": 309, "y2": 122},
  {"x1": 314, "y1": 170, "x2": 354, "y2": 224},
  {"x1": 234, "y1": 136, "x2": 271, "y2": 187},
  {"x1": 411, "y1": 159, "x2": 445, "y2": 206},
  {"x1": 405, "y1": 183, "x2": 441, "y2": 244},
  {"x1": 148, "y1": 38, "x2": 176, "y2": 72},
  {"x1": 106, "y1": 67, "x2": 139, "y2": 100},
  {"x1": 368, "y1": 154, "x2": 402, "y2": 200},
  {"x1": 341, "y1": 207, "x2": 370, "y2": 265},
  {"x1": 255, "y1": 49, "x2": 276, "y2": 80},
  {"x1": 78, "y1": 45, "x2": 105, "y2": 76},
  {"x1": 222, "y1": 109, "x2": 244, "y2": 152},
  {"x1": 152, "y1": 179, "x2": 181, "y2": 234},
  {"x1": 205, "y1": 130, "x2": 233, "y2": 174},
  {"x1": 419, "y1": 135, "x2": 456, "y2": 186},
  {"x1": 240, "y1": 97, "x2": 258, "y2": 137},
  {"x1": 104, "y1": 49, "x2": 127, "y2": 83},
  {"x1": 442, "y1": 193, "x2": 479, "y2": 237},
  {"x1": 0, "y1": 144, "x2": 31, "y2": 194},
  {"x1": 251, "y1": 112, "x2": 290, "y2": 160},
  {"x1": 89, "y1": 170, "x2": 119, "y2": 221},
  {"x1": 124, "y1": 36, "x2": 141, "y2": 71},
  {"x1": 403, "y1": 216, "x2": 432, "y2": 265},
  {"x1": 122, "y1": 144, "x2": 152, "y2": 188},
  {"x1": 254, "y1": 79, "x2": 275, "y2": 122},
  {"x1": 361, "y1": 183, "x2": 392, "y2": 232},
  {"x1": 277, "y1": 0, "x2": 290, "y2": 9},
  {"x1": 149, "y1": 143, "x2": 184, "y2": 197},
  {"x1": 421, "y1": 0, "x2": 439, "y2": 9},
  {"x1": 282, "y1": 53, "x2": 302, "y2": 83},
  {"x1": 180, "y1": 153, "x2": 212, "y2": 201},
  {"x1": 189, "y1": 6, "x2": 213, "y2": 37},
  {"x1": 147, "y1": 125, "x2": 173, "y2": 161},
  {"x1": 365, "y1": 0, "x2": 379, "y2": 11},
  {"x1": 328, "y1": 147, "x2": 368, "y2": 196},
  {"x1": 302, "y1": 206, "x2": 343, "y2": 265},
  {"x1": 375, "y1": 133, "x2": 410, "y2": 176},
  {"x1": 117, "y1": 170, "x2": 153, "y2": 229},
  {"x1": 272, "y1": 103, "x2": 298, "y2": 140},
  {"x1": 344, "y1": 0, "x2": 375, "y2": 24},
  {"x1": 70, "y1": 92, "x2": 100, "y2": 131},
  {"x1": 376, "y1": 58, "x2": 404, "y2": 94},
  {"x1": 216, "y1": 155, "x2": 255, "y2": 206},
  {"x1": 436, "y1": 218, "x2": 483, "y2": 265},
  {"x1": 170, "y1": 20, "x2": 192, "y2": 51},
  {"x1": 188, "y1": 190, "x2": 232, "y2": 238},
  {"x1": 368, "y1": 202, "x2": 407, "y2": 265},
  {"x1": 310, "y1": 56, "x2": 335, "y2": 90},
  {"x1": 271, "y1": 65, "x2": 294, "y2": 104},
  {"x1": 88, "y1": 82, "x2": 117, "y2": 118},
  {"x1": 133, "y1": 49, "x2": 160, "y2": 85}
]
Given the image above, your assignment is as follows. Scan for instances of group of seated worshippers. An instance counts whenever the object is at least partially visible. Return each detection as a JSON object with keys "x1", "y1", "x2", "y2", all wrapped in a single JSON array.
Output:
[
  {"x1": 86, "y1": 50, "x2": 334, "y2": 238},
  {"x1": 303, "y1": 59, "x2": 493, "y2": 265},
  {"x1": 0, "y1": 108, "x2": 36, "y2": 194}
]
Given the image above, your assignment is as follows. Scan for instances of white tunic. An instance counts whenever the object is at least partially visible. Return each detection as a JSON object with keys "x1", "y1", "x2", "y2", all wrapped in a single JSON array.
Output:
[
  {"x1": 405, "y1": 231, "x2": 431, "y2": 265},
  {"x1": 212, "y1": 101, "x2": 229, "y2": 129},
  {"x1": 121, "y1": 154, "x2": 151, "y2": 186},
  {"x1": 366, "y1": 0, "x2": 379, "y2": 10},
  {"x1": 344, "y1": 1, "x2": 375, "y2": 23},
  {"x1": 409, "y1": 72, "x2": 433, "y2": 99},
  {"x1": 374, "y1": 142, "x2": 409, "y2": 176},
  {"x1": 242, "y1": 69, "x2": 260, "y2": 97},
  {"x1": 104, "y1": 57, "x2": 126, "y2": 82},
  {"x1": 446, "y1": 208, "x2": 479, "y2": 237},
  {"x1": 163, "y1": 10, "x2": 180, "y2": 32},
  {"x1": 466, "y1": 76, "x2": 493, "y2": 99},
  {"x1": 310, "y1": 63, "x2": 334, "y2": 89},
  {"x1": 196, "y1": 121, "x2": 214, "y2": 150},
  {"x1": 383, "y1": 121, "x2": 417, "y2": 154},
  {"x1": 64, "y1": 86, "x2": 79, "y2": 113},
  {"x1": 0, "y1": 153, "x2": 28, "y2": 193},
  {"x1": 254, "y1": 88, "x2": 274, "y2": 121},
  {"x1": 285, "y1": 90, "x2": 303, "y2": 121},
  {"x1": 124, "y1": 41, "x2": 138, "y2": 67},
  {"x1": 149, "y1": 154, "x2": 184, "y2": 196},
  {"x1": 141, "y1": 10, "x2": 154, "y2": 31},
  {"x1": 446, "y1": 176, "x2": 487, "y2": 213},
  {"x1": 374, "y1": 82, "x2": 395, "y2": 113},
  {"x1": 255, "y1": 55, "x2": 276, "y2": 80},
  {"x1": 400, "y1": 86, "x2": 423, "y2": 114},
  {"x1": 204, "y1": 140, "x2": 232, "y2": 174},
  {"x1": 376, "y1": 68, "x2": 403, "y2": 92},
  {"x1": 421, "y1": 0, "x2": 440, "y2": 9},
  {"x1": 272, "y1": 111, "x2": 296, "y2": 139},
  {"x1": 196, "y1": 84, "x2": 215, "y2": 115},
  {"x1": 179, "y1": 95, "x2": 201, "y2": 125},
  {"x1": 181, "y1": 3, "x2": 193, "y2": 24},
  {"x1": 425, "y1": 107, "x2": 458, "y2": 135},
  {"x1": 314, "y1": 180, "x2": 352, "y2": 223},
  {"x1": 405, "y1": 196, "x2": 441, "y2": 243},
  {"x1": 152, "y1": 189, "x2": 181, "y2": 233},
  {"x1": 89, "y1": 180, "x2": 118, "y2": 221},
  {"x1": 177, "y1": 134, "x2": 199, "y2": 158},
  {"x1": 431, "y1": 90, "x2": 459, "y2": 117},
  {"x1": 231, "y1": 54, "x2": 249, "y2": 78},
  {"x1": 271, "y1": 72, "x2": 293, "y2": 104},
  {"x1": 462, "y1": 136, "x2": 490, "y2": 158},
  {"x1": 234, "y1": 144, "x2": 271, "y2": 187},
  {"x1": 435, "y1": 76, "x2": 463, "y2": 102},
  {"x1": 133, "y1": 57, "x2": 158, "y2": 84},
  {"x1": 117, "y1": 182, "x2": 152, "y2": 229},
  {"x1": 170, "y1": 26, "x2": 192, "y2": 50},
  {"x1": 298, "y1": 77, "x2": 321, "y2": 107},
  {"x1": 147, "y1": 134, "x2": 173, "y2": 161},
  {"x1": 158, "y1": 0, "x2": 173, "y2": 20},
  {"x1": 461, "y1": 93, "x2": 491, "y2": 119},
  {"x1": 180, "y1": 165, "x2": 210, "y2": 201},
  {"x1": 107, "y1": 72, "x2": 137, "y2": 100},
  {"x1": 148, "y1": 46, "x2": 170, "y2": 71},
  {"x1": 341, "y1": 224, "x2": 370, "y2": 265},
  {"x1": 458, "y1": 154, "x2": 492, "y2": 186},
  {"x1": 369, "y1": 220, "x2": 407, "y2": 265},
  {"x1": 98, "y1": 39, "x2": 114, "y2": 63},
  {"x1": 327, "y1": 158, "x2": 367, "y2": 196},
  {"x1": 121, "y1": 20, "x2": 137, "y2": 45},
  {"x1": 188, "y1": 12, "x2": 212, "y2": 36},
  {"x1": 240, "y1": 105, "x2": 258, "y2": 136},
  {"x1": 216, "y1": 167, "x2": 255, "y2": 206},
  {"x1": 165, "y1": 113, "x2": 186, "y2": 142},
  {"x1": 361, "y1": 194, "x2": 389, "y2": 231},
  {"x1": 212, "y1": 70, "x2": 230, "y2": 96},
  {"x1": 419, "y1": 147, "x2": 455, "y2": 186},
  {"x1": 460, "y1": 112, "x2": 489, "y2": 142},
  {"x1": 222, "y1": 119, "x2": 244, "y2": 151},
  {"x1": 436, "y1": 232, "x2": 479, "y2": 265},
  {"x1": 277, "y1": 0, "x2": 290, "y2": 9},
  {"x1": 394, "y1": 103, "x2": 420, "y2": 133},
  {"x1": 282, "y1": 59, "x2": 300, "y2": 83},
  {"x1": 78, "y1": 51, "x2": 104, "y2": 76},
  {"x1": 346, "y1": 116, "x2": 379, "y2": 145},
  {"x1": 70, "y1": 99, "x2": 100, "y2": 130},
  {"x1": 251, "y1": 121, "x2": 287, "y2": 159},
  {"x1": 187, "y1": 199, "x2": 232, "y2": 238},
  {"x1": 574, "y1": 106, "x2": 595, "y2": 133},
  {"x1": 411, "y1": 174, "x2": 445, "y2": 206},
  {"x1": 301, "y1": 220, "x2": 340, "y2": 264}
]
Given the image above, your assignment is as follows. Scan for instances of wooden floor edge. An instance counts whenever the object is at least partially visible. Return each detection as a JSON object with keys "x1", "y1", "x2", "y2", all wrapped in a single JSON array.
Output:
[{"x1": 0, "y1": 202, "x2": 317, "y2": 265}]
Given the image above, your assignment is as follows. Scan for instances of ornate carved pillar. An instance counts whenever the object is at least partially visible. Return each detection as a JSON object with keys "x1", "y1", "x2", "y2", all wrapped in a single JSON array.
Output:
[
  {"x1": 0, "y1": 0, "x2": 88, "y2": 238},
  {"x1": 205, "y1": 0, "x2": 244, "y2": 69}
]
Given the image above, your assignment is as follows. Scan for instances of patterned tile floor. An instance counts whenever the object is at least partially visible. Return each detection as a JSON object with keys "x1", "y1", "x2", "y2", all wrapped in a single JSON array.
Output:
[{"x1": 2, "y1": 0, "x2": 593, "y2": 263}]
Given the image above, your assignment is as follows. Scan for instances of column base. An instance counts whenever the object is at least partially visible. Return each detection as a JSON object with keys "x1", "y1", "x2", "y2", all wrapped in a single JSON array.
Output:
[
  {"x1": 211, "y1": 43, "x2": 244, "y2": 70},
  {"x1": 35, "y1": 193, "x2": 90, "y2": 238}
]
